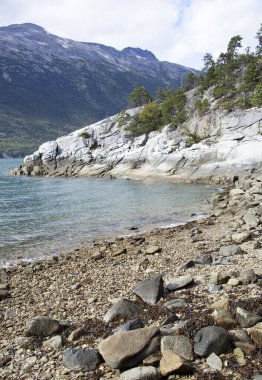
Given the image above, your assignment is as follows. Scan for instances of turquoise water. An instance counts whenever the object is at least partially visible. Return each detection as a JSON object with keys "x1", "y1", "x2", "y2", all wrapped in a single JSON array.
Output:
[{"x1": 0, "y1": 159, "x2": 217, "y2": 266}]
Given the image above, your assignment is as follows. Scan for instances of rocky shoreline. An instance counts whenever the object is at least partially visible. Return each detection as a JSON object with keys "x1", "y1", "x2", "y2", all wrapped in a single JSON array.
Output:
[
  {"x1": 1, "y1": 171, "x2": 262, "y2": 380},
  {"x1": 11, "y1": 105, "x2": 262, "y2": 184}
]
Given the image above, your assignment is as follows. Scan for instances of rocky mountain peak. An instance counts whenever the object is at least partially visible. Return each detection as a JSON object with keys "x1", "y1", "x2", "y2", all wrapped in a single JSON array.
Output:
[{"x1": 122, "y1": 47, "x2": 157, "y2": 61}]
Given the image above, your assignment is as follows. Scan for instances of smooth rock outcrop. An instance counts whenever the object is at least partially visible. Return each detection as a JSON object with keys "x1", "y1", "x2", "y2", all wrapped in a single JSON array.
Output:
[
  {"x1": 98, "y1": 326, "x2": 160, "y2": 369},
  {"x1": 18, "y1": 107, "x2": 262, "y2": 182}
]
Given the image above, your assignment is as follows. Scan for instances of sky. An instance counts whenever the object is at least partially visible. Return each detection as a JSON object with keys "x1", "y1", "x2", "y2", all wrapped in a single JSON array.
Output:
[{"x1": 0, "y1": 0, "x2": 261, "y2": 69}]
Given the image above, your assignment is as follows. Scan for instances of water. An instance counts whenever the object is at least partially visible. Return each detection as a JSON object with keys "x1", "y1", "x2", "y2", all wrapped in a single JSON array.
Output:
[{"x1": 0, "y1": 158, "x2": 217, "y2": 266}]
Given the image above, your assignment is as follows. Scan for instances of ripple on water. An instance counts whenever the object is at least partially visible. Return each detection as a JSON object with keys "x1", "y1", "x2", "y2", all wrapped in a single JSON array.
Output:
[{"x1": 0, "y1": 159, "x2": 217, "y2": 266}]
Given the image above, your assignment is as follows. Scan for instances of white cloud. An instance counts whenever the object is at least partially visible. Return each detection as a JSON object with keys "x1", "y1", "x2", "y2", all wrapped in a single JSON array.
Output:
[{"x1": 0, "y1": 0, "x2": 261, "y2": 69}]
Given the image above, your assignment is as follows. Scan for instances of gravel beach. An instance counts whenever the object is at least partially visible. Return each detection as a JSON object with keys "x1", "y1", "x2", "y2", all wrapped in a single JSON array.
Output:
[{"x1": 1, "y1": 174, "x2": 262, "y2": 380}]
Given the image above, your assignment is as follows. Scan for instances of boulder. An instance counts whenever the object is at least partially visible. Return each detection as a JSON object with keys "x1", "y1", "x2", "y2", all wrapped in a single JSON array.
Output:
[
  {"x1": 249, "y1": 322, "x2": 262, "y2": 346},
  {"x1": 236, "y1": 307, "x2": 262, "y2": 328},
  {"x1": 227, "y1": 278, "x2": 240, "y2": 286},
  {"x1": 233, "y1": 348, "x2": 246, "y2": 365},
  {"x1": 212, "y1": 309, "x2": 237, "y2": 329},
  {"x1": 206, "y1": 352, "x2": 223, "y2": 371},
  {"x1": 132, "y1": 275, "x2": 164, "y2": 305},
  {"x1": 230, "y1": 189, "x2": 245, "y2": 197},
  {"x1": 42, "y1": 335, "x2": 62, "y2": 350},
  {"x1": 219, "y1": 244, "x2": 242, "y2": 257},
  {"x1": 238, "y1": 269, "x2": 257, "y2": 285},
  {"x1": 120, "y1": 366, "x2": 160, "y2": 380},
  {"x1": 166, "y1": 275, "x2": 194, "y2": 291},
  {"x1": 113, "y1": 318, "x2": 144, "y2": 334},
  {"x1": 243, "y1": 210, "x2": 260, "y2": 227},
  {"x1": 212, "y1": 257, "x2": 232, "y2": 265},
  {"x1": 194, "y1": 326, "x2": 231, "y2": 357},
  {"x1": 209, "y1": 272, "x2": 230, "y2": 285},
  {"x1": 98, "y1": 326, "x2": 160, "y2": 369},
  {"x1": 208, "y1": 284, "x2": 222, "y2": 293},
  {"x1": 161, "y1": 335, "x2": 194, "y2": 361},
  {"x1": 144, "y1": 245, "x2": 162, "y2": 255},
  {"x1": 160, "y1": 351, "x2": 193, "y2": 376},
  {"x1": 24, "y1": 316, "x2": 60, "y2": 337},
  {"x1": 63, "y1": 348, "x2": 101, "y2": 371},
  {"x1": 231, "y1": 232, "x2": 250, "y2": 244},
  {"x1": 103, "y1": 299, "x2": 140, "y2": 323},
  {"x1": 211, "y1": 297, "x2": 230, "y2": 312},
  {"x1": 163, "y1": 299, "x2": 186, "y2": 310},
  {"x1": 193, "y1": 254, "x2": 212, "y2": 265}
]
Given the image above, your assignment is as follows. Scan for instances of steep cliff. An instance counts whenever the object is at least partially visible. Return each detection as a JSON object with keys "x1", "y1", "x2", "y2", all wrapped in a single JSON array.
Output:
[{"x1": 15, "y1": 89, "x2": 262, "y2": 182}]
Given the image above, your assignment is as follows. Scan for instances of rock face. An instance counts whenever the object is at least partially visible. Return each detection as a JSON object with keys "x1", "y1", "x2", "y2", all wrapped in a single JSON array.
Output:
[
  {"x1": 16, "y1": 106, "x2": 262, "y2": 182},
  {"x1": 98, "y1": 326, "x2": 160, "y2": 369}
]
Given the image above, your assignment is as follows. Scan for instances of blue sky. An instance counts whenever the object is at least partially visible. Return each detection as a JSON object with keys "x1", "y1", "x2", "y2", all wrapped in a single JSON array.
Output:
[{"x1": 0, "y1": 0, "x2": 261, "y2": 69}]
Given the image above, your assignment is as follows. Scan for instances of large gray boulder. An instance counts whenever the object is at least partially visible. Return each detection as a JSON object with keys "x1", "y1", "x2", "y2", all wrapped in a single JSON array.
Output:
[
  {"x1": 24, "y1": 316, "x2": 60, "y2": 337},
  {"x1": 98, "y1": 326, "x2": 160, "y2": 369},
  {"x1": 103, "y1": 299, "x2": 140, "y2": 323},
  {"x1": 63, "y1": 348, "x2": 101, "y2": 371},
  {"x1": 219, "y1": 245, "x2": 242, "y2": 257},
  {"x1": 132, "y1": 275, "x2": 164, "y2": 305},
  {"x1": 194, "y1": 326, "x2": 231, "y2": 357},
  {"x1": 236, "y1": 307, "x2": 262, "y2": 328},
  {"x1": 166, "y1": 275, "x2": 194, "y2": 291}
]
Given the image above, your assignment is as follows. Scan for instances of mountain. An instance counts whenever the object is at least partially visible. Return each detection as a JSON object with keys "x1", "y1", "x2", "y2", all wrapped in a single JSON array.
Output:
[{"x1": 0, "y1": 23, "x2": 198, "y2": 157}]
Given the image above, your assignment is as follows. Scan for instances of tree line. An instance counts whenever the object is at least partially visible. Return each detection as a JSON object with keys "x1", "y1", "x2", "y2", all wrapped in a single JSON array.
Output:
[{"x1": 120, "y1": 24, "x2": 262, "y2": 137}]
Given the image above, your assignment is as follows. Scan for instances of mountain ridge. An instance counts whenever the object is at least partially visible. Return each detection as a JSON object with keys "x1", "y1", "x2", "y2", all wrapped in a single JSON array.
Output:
[{"x1": 0, "y1": 23, "x2": 198, "y2": 156}]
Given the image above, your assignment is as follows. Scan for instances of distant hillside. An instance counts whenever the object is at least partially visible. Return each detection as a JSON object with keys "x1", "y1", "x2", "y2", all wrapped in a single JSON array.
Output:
[{"x1": 0, "y1": 23, "x2": 198, "y2": 157}]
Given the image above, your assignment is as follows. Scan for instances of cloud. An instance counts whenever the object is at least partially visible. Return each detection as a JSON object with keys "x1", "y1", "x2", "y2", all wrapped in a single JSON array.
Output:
[
  {"x1": 166, "y1": 0, "x2": 262, "y2": 68},
  {"x1": 0, "y1": 0, "x2": 261, "y2": 68}
]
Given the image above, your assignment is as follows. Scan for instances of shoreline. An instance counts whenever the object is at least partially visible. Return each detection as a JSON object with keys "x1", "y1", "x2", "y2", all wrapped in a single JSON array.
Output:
[
  {"x1": 1, "y1": 172, "x2": 262, "y2": 379},
  {"x1": 0, "y1": 212, "x2": 209, "y2": 269}
]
